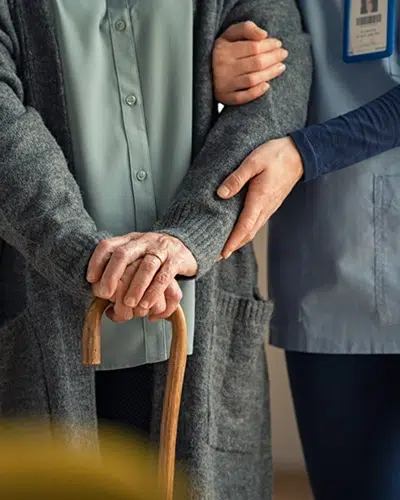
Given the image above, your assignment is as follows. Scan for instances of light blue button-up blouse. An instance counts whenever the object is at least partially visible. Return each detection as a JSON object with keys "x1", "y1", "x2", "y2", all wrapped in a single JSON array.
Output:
[{"x1": 51, "y1": 0, "x2": 195, "y2": 369}]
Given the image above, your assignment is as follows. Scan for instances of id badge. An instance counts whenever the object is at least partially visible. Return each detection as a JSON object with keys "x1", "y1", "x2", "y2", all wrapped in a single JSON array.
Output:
[{"x1": 343, "y1": 0, "x2": 396, "y2": 62}]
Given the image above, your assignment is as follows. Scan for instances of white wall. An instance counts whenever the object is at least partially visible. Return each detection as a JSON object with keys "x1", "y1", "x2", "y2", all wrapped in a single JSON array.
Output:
[{"x1": 254, "y1": 228, "x2": 305, "y2": 471}]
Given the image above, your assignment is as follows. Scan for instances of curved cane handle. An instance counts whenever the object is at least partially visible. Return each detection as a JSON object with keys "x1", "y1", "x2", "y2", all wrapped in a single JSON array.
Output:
[
  {"x1": 82, "y1": 298, "x2": 110, "y2": 366},
  {"x1": 82, "y1": 298, "x2": 187, "y2": 500}
]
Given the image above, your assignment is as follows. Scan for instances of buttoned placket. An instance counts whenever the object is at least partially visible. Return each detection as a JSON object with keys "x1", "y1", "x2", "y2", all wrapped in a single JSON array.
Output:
[
  {"x1": 107, "y1": 0, "x2": 166, "y2": 364},
  {"x1": 107, "y1": 0, "x2": 158, "y2": 234}
]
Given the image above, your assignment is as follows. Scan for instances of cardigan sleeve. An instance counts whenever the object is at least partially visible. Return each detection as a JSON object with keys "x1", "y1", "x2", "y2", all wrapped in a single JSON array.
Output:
[
  {"x1": 154, "y1": 0, "x2": 312, "y2": 277},
  {"x1": 290, "y1": 84, "x2": 400, "y2": 182},
  {"x1": 0, "y1": 1, "x2": 108, "y2": 297}
]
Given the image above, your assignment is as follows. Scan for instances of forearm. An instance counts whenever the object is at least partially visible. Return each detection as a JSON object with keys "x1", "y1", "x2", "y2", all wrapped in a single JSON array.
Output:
[
  {"x1": 0, "y1": 106, "x2": 108, "y2": 296},
  {"x1": 0, "y1": 5, "x2": 108, "y2": 296},
  {"x1": 291, "y1": 85, "x2": 400, "y2": 181},
  {"x1": 154, "y1": 0, "x2": 312, "y2": 277}
]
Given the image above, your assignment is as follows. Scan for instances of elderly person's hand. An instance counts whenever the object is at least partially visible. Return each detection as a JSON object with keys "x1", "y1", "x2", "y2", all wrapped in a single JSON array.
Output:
[
  {"x1": 87, "y1": 232, "x2": 197, "y2": 319},
  {"x1": 217, "y1": 137, "x2": 304, "y2": 258},
  {"x1": 213, "y1": 21, "x2": 288, "y2": 105},
  {"x1": 102, "y1": 258, "x2": 183, "y2": 323}
]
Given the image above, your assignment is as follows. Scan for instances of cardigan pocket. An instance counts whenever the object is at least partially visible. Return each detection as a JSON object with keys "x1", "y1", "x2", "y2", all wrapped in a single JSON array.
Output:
[
  {"x1": 207, "y1": 288, "x2": 273, "y2": 453},
  {"x1": 374, "y1": 174, "x2": 400, "y2": 325}
]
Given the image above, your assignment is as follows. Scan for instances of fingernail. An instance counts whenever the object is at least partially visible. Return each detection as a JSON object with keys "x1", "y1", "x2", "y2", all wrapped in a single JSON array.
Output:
[
  {"x1": 141, "y1": 300, "x2": 150, "y2": 309},
  {"x1": 124, "y1": 298, "x2": 135, "y2": 307},
  {"x1": 217, "y1": 186, "x2": 230, "y2": 198},
  {"x1": 225, "y1": 252, "x2": 232, "y2": 260},
  {"x1": 276, "y1": 40, "x2": 282, "y2": 48},
  {"x1": 264, "y1": 83, "x2": 270, "y2": 91},
  {"x1": 99, "y1": 285, "x2": 108, "y2": 297},
  {"x1": 278, "y1": 64, "x2": 286, "y2": 71},
  {"x1": 282, "y1": 49, "x2": 289, "y2": 57},
  {"x1": 86, "y1": 273, "x2": 95, "y2": 282}
]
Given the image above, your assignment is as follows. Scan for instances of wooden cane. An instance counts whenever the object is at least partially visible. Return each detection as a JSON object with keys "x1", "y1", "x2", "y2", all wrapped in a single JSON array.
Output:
[{"x1": 82, "y1": 298, "x2": 188, "y2": 500}]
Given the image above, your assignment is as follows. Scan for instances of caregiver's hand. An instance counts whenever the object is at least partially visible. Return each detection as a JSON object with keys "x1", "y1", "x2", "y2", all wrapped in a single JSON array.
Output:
[
  {"x1": 217, "y1": 137, "x2": 303, "y2": 258},
  {"x1": 87, "y1": 232, "x2": 197, "y2": 312},
  {"x1": 213, "y1": 21, "x2": 288, "y2": 105}
]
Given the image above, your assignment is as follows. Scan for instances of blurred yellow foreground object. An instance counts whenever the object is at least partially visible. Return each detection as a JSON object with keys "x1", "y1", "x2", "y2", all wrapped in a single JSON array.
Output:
[{"x1": 0, "y1": 423, "x2": 187, "y2": 499}]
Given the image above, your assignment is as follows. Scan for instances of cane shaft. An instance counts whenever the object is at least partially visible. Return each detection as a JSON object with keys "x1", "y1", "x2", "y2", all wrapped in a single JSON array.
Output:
[{"x1": 82, "y1": 298, "x2": 187, "y2": 500}]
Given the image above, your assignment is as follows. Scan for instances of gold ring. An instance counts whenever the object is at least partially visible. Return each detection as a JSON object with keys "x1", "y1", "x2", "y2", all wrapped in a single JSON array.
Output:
[{"x1": 145, "y1": 251, "x2": 164, "y2": 265}]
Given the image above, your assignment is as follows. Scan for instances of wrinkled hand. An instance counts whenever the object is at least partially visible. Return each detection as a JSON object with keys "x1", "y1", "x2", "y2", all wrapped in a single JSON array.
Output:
[
  {"x1": 217, "y1": 137, "x2": 304, "y2": 258},
  {"x1": 103, "y1": 258, "x2": 183, "y2": 323},
  {"x1": 87, "y1": 232, "x2": 197, "y2": 317},
  {"x1": 213, "y1": 21, "x2": 288, "y2": 105}
]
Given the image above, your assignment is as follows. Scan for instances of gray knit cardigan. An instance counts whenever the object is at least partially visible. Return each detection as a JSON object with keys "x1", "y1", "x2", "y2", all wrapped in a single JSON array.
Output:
[{"x1": 0, "y1": 0, "x2": 311, "y2": 498}]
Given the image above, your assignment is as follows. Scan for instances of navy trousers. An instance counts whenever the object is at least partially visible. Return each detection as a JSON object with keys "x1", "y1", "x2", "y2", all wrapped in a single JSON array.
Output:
[
  {"x1": 286, "y1": 352, "x2": 400, "y2": 500},
  {"x1": 96, "y1": 364, "x2": 154, "y2": 439}
]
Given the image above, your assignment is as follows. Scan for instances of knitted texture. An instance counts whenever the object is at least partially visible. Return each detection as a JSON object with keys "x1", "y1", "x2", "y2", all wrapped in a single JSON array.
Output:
[{"x1": 0, "y1": 0, "x2": 311, "y2": 498}]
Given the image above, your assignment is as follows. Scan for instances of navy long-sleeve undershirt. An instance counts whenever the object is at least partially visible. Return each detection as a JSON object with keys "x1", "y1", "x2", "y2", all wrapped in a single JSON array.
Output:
[{"x1": 290, "y1": 85, "x2": 400, "y2": 182}]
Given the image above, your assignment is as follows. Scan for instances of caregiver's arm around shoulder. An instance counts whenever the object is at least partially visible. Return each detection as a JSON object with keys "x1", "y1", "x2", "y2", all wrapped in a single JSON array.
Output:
[
  {"x1": 215, "y1": 23, "x2": 400, "y2": 258},
  {"x1": 153, "y1": 0, "x2": 312, "y2": 277}
]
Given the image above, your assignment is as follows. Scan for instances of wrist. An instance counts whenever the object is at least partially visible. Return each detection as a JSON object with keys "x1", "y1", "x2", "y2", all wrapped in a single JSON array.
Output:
[{"x1": 282, "y1": 137, "x2": 304, "y2": 181}]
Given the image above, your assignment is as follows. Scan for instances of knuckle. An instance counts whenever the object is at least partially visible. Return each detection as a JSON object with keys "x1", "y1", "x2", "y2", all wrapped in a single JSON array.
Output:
[
  {"x1": 246, "y1": 155, "x2": 259, "y2": 171},
  {"x1": 97, "y1": 239, "x2": 112, "y2": 254},
  {"x1": 243, "y1": 20, "x2": 256, "y2": 33},
  {"x1": 169, "y1": 289, "x2": 182, "y2": 303},
  {"x1": 143, "y1": 257, "x2": 160, "y2": 271},
  {"x1": 241, "y1": 219, "x2": 256, "y2": 232},
  {"x1": 213, "y1": 49, "x2": 226, "y2": 66},
  {"x1": 151, "y1": 301, "x2": 164, "y2": 314},
  {"x1": 153, "y1": 299, "x2": 164, "y2": 310},
  {"x1": 156, "y1": 271, "x2": 171, "y2": 286},
  {"x1": 146, "y1": 289, "x2": 161, "y2": 304},
  {"x1": 159, "y1": 234, "x2": 170, "y2": 245},
  {"x1": 176, "y1": 287, "x2": 183, "y2": 301},
  {"x1": 173, "y1": 239, "x2": 185, "y2": 255},
  {"x1": 245, "y1": 73, "x2": 259, "y2": 87},
  {"x1": 228, "y1": 172, "x2": 243, "y2": 190},
  {"x1": 113, "y1": 246, "x2": 129, "y2": 261},
  {"x1": 251, "y1": 56, "x2": 265, "y2": 72},
  {"x1": 250, "y1": 41, "x2": 261, "y2": 54},
  {"x1": 248, "y1": 230, "x2": 257, "y2": 242}
]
